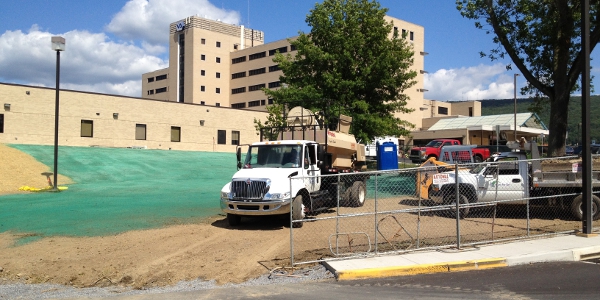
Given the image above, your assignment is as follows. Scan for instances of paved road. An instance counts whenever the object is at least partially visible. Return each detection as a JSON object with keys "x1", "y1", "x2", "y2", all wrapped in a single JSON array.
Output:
[{"x1": 104, "y1": 261, "x2": 600, "y2": 300}]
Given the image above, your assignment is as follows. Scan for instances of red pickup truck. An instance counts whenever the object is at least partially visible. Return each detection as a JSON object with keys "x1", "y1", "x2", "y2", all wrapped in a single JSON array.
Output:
[{"x1": 409, "y1": 139, "x2": 506, "y2": 163}]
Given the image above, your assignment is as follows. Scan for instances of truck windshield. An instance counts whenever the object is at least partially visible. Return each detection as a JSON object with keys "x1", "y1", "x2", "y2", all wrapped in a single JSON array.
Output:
[
  {"x1": 243, "y1": 145, "x2": 303, "y2": 169},
  {"x1": 471, "y1": 163, "x2": 487, "y2": 174},
  {"x1": 425, "y1": 140, "x2": 443, "y2": 147}
]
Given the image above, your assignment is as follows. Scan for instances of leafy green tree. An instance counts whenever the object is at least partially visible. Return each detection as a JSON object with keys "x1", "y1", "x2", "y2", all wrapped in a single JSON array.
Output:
[
  {"x1": 456, "y1": 0, "x2": 600, "y2": 156},
  {"x1": 261, "y1": 0, "x2": 417, "y2": 143}
]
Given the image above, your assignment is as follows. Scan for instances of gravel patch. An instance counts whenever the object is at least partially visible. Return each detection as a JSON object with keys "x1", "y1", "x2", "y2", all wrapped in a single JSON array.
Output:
[{"x1": 0, "y1": 265, "x2": 335, "y2": 299}]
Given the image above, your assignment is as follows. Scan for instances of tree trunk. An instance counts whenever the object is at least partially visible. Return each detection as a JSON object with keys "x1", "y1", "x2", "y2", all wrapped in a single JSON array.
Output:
[{"x1": 547, "y1": 93, "x2": 569, "y2": 157}]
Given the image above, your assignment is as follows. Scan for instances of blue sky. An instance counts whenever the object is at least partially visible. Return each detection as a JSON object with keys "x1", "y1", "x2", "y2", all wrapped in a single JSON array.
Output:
[{"x1": 0, "y1": 0, "x2": 598, "y2": 100}]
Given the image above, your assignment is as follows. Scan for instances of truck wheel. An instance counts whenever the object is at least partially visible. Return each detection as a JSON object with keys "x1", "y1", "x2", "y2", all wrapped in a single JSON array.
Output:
[
  {"x1": 347, "y1": 181, "x2": 366, "y2": 207},
  {"x1": 570, "y1": 195, "x2": 600, "y2": 221},
  {"x1": 443, "y1": 194, "x2": 470, "y2": 219},
  {"x1": 227, "y1": 213, "x2": 241, "y2": 226},
  {"x1": 291, "y1": 195, "x2": 305, "y2": 228},
  {"x1": 473, "y1": 155, "x2": 483, "y2": 163}
]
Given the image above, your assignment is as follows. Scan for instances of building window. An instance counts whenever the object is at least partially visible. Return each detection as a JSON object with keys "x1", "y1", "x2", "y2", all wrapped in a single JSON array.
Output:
[
  {"x1": 216, "y1": 57, "x2": 221, "y2": 63},
  {"x1": 147, "y1": 90, "x2": 154, "y2": 95},
  {"x1": 269, "y1": 65, "x2": 280, "y2": 72},
  {"x1": 232, "y1": 87, "x2": 246, "y2": 94},
  {"x1": 201, "y1": 70, "x2": 205, "y2": 76},
  {"x1": 290, "y1": 44, "x2": 297, "y2": 51},
  {"x1": 232, "y1": 56, "x2": 246, "y2": 64},
  {"x1": 0, "y1": 114, "x2": 4, "y2": 133},
  {"x1": 249, "y1": 84, "x2": 266, "y2": 92},
  {"x1": 269, "y1": 46, "x2": 287, "y2": 56},
  {"x1": 201, "y1": 86, "x2": 205, "y2": 92},
  {"x1": 232, "y1": 71, "x2": 246, "y2": 79},
  {"x1": 81, "y1": 120, "x2": 93, "y2": 138},
  {"x1": 156, "y1": 87, "x2": 167, "y2": 93},
  {"x1": 231, "y1": 87, "x2": 245, "y2": 94},
  {"x1": 469, "y1": 107, "x2": 473, "y2": 117},
  {"x1": 201, "y1": 54, "x2": 206, "y2": 60},
  {"x1": 268, "y1": 81, "x2": 281, "y2": 88},
  {"x1": 249, "y1": 100, "x2": 261, "y2": 107},
  {"x1": 260, "y1": 99, "x2": 266, "y2": 105},
  {"x1": 232, "y1": 103, "x2": 246, "y2": 109},
  {"x1": 216, "y1": 72, "x2": 220, "y2": 78},
  {"x1": 216, "y1": 41, "x2": 221, "y2": 47},
  {"x1": 268, "y1": 98, "x2": 274, "y2": 104},
  {"x1": 410, "y1": 31, "x2": 414, "y2": 41},
  {"x1": 217, "y1": 130, "x2": 226, "y2": 144},
  {"x1": 216, "y1": 88, "x2": 221, "y2": 94},
  {"x1": 147, "y1": 77, "x2": 154, "y2": 83},
  {"x1": 249, "y1": 51, "x2": 266, "y2": 60},
  {"x1": 231, "y1": 131, "x2": 240, "y2": 145},
  {"x1": 438, "y1": 107, "x2": 449, "y2": 115},
  {"x1": 171, "y1": 126, "x2": 181, "y2": 142},
  {"x1": 249, "y1": 67, "x2": 266, "y2": 76},
  {"x1": 201, "y1": 38, "x2": 206, "y2": 45},
  {"x1": 216, "y1": 103, "x2": 220, "y2": 107},
  {"x1": 393, "y1": 26, "x2": 398, "y2": 37},
  {"x1": 201, "y1": 101, "x2": 205, "y2": 105},
  {"x1": 135, "y1": 124, "x2": 146, "y2": 140},
  {"x1": 402, "y1": 29, "x2": 406, "y2": 37},
  {"x1": 156, "y1": 74, "x2": 167, "y2": 81}
]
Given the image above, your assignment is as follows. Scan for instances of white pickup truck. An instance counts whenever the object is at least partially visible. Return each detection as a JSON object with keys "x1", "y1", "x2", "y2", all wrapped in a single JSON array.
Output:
[{"x1": 429, "y1": 143, "x2": 600, "y2": 220}]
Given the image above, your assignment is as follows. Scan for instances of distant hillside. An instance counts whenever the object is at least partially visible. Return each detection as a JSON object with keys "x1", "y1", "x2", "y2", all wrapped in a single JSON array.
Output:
[{"x1": 479, "y1": 95, "x2": 600, "y2": 144}]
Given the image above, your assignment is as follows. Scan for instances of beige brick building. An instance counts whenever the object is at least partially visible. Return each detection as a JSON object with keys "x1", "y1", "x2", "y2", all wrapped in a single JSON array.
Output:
[
  {"x1": 141, "y1": 15, "x2": 481, "y2": 140},
  {"x1": 0, "y1": 14, "x2": 486, "y2": 152},
  {"x1": 0, "y1": 83, "x2": 266, "y2": 152}
]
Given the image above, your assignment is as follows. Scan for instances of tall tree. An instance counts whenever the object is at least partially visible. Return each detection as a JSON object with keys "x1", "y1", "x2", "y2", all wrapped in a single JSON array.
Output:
[
  {"x1": 261, "y1": 0, "x2": 417, "y2": 143},
  {"x1": 457, "y1": 0, "x2": 600, "y2": 156}
]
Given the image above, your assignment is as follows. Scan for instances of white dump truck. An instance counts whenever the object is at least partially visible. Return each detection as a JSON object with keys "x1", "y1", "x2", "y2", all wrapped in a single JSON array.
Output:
[
  {"x1": 220, "y1": 107, "x2": 369, "y2": 227},
  {"x1": 429, "y1": 142, "x2": 600, "y2": 220}
]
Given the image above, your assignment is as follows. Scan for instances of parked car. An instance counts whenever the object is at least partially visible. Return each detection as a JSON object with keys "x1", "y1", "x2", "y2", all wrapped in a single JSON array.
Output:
[
  {"x1": 566, "y1": 146, "x2": 575, "y2": 155},
  {"x1": 572, "y1": 144, "x2": 600, "y2": 155}
]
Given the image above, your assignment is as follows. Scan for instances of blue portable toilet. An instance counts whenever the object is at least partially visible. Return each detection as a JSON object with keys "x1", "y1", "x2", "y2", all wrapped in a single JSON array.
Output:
[{"x1": 376, "y1": 141, "x2": 398, "y2": 170}]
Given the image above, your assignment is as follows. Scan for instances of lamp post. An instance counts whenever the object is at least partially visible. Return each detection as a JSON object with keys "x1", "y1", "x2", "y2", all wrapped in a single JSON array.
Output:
[
  {"x1": 513, "y1": 73, "x2": 520, "y2": 142},
  {"x1": 51, "y1": 36, "x2": 66, "y2": 191}
]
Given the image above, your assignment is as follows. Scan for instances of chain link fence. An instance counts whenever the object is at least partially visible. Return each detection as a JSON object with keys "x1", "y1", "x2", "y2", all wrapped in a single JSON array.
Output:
[{"x1": 288, "y1": 154, "x2": 600, "y2": 266}]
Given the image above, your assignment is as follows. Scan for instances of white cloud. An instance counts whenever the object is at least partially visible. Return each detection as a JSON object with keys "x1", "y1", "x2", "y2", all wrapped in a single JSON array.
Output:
[
  {"x1": 424, "y1": 63, "x2": 517, "y2": 101},
  {"x1": 105, "y1": 0, "x2": 241, "y2": 45},
  {"x1": 0, "y1": 27, "x2": 167, "y2": 97},
  {"x1": 0, "y1": 0, "x2": 241, "y2": 97}
]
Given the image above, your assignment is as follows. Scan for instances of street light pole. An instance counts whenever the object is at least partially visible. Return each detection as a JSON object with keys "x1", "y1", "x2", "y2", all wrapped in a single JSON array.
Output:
[
  {"x1": 51, "y1": 36, "x2": 66, "y2": 191},
  {"x1": 514, "y1": 73, "x2": 520, "y2": 142}
]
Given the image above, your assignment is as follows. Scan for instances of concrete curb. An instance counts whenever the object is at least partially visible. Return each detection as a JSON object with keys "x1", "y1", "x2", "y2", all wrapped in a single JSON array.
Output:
[
  {"x1": 325, "y1": 234, "x2": 600, "y2": 281},
  {"x1": 335, "y1": 258, "x2": 508, "y2": 280}
]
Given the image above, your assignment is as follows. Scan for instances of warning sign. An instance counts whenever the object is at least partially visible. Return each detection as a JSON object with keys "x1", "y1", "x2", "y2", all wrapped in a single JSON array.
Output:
[{"x1": 432, "y1": 173, "x2": 450, "y2": 185}]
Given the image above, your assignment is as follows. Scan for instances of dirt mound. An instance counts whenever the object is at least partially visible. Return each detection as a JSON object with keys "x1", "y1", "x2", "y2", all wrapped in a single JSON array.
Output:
[{"x1": 0, "y1": 144, "x2": 73, "y2": 195}]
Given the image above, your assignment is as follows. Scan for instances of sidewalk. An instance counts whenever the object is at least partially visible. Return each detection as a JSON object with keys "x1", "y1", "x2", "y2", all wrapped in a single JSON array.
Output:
[{"x1": 323, "y1": 233, "x2": 600, "y2": 280}]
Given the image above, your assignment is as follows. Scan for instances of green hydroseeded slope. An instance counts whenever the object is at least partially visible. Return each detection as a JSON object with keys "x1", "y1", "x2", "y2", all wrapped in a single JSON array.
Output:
[{"x1": 0, "y1": 145, "x2": 236, "y2": 240}]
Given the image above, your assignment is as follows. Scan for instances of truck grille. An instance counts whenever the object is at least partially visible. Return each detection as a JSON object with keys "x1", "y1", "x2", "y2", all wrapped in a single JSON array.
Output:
[
  {"x1": 231, "y1": 179, "x2": 269, "y2": 201},
  {"x1": 410, "y1": 149, "x2": 420, "y2": 157}
]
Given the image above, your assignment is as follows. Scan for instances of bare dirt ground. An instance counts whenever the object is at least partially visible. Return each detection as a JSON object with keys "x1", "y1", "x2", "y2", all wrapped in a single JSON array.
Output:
[
  {"x1": 0, "y1": 144, "x2": 588, "y2": 289},
  {"x1": 0, "y1": 144, "x2": 297, "y2": 288}
]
